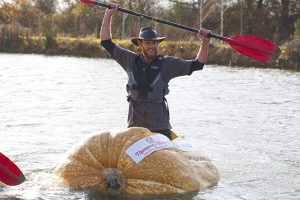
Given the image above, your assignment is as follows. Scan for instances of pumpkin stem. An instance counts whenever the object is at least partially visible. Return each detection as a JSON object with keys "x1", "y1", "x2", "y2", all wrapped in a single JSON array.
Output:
[{"x1": 102, "y1": 168, "x2": 125, "y2": 193}]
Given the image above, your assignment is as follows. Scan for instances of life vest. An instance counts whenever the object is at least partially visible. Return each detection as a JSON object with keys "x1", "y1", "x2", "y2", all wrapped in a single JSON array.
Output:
[{"x1": 126, "y1": 55, "x2": 169, "y2": 103}]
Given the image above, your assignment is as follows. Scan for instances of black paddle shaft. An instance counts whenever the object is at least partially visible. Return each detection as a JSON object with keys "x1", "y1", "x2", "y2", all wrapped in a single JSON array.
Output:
[{"x1": 93, "y1": 0, "x2": 223, "y2": 40}]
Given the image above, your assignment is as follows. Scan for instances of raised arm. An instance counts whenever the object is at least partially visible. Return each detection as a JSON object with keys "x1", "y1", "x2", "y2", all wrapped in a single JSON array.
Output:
[
  {"x1": 196, "y1": 28, "x2": 210, "y2": 63},
  {"x1": 100, "y1": 5, "x2": 119, "y2": 41}
]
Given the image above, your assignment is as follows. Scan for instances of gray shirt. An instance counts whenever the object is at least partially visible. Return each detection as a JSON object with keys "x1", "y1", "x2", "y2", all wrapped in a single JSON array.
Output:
[{"x1": 111, "y1": 44, "x2": 193, "y2": 131}]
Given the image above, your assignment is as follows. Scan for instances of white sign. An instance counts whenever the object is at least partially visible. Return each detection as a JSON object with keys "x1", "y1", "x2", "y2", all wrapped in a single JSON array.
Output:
[
  {"x1": 125, "y1": 134, "x2": 174, "y2": 164},
  {"x1": 172, "y1": 139, "x2": 194, "y2": 151}
]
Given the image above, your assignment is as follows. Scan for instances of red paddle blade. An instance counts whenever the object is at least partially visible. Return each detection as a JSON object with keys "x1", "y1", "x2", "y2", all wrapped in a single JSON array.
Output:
[
  {"x1": 0, "y1": 152, "x2": 25, "y2": 186},
  {"x1": 223, "y1": 35, "x2": 281, "y2": 63},
  {"x1": 81, "y1": 0, "x2": 94, "y2": 4}
]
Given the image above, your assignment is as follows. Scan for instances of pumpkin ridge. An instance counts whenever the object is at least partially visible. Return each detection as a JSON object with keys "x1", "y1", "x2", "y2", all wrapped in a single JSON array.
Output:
[
  {"x1": 128, "y1": 178, "x2": 184, "y2": 190},
  {"x1": 70, "y1": 160, "x2": 101, "y2": 171},
  {"x1": 84, "y1": 148, "x2": 104, "y2": 168}
]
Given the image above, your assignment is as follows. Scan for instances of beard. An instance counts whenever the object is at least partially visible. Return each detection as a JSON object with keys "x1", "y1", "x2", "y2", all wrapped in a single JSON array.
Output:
[{"x1": 142, "y1": 48, "x2": 158, "y2": 60}]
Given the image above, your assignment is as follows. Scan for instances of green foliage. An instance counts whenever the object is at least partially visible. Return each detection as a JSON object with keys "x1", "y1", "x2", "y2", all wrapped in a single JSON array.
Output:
[
  {"x1": 15, "y1": 0, "x2": 40, "y2": 31},
  {"x1": 282, "y1": 39, "x2": 300, "y2": 70},
  {"x1": 162, "y1": 3, "x2": 198, "y2": 40},
  {"x1": 0, "y1": 24, "x2": 29, "y2": 51},
  {"x1": 34, "y1": 0, "x2": 57, "y2": 15},
  {"x1": 52, "y1": 3, "x2": 104, "y2": 37},
  {"x1": 294, "y1": 18, "x2": 300, "y2": 40}
]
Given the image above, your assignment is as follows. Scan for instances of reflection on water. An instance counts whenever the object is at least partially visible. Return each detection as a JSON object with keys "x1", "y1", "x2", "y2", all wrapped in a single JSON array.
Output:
[
  {"x1": 0, "y1": 53, "x2": 299, "y2": 200},
  {"x1": 86, "y1": 190, "x2": 198, "y2": 200}
]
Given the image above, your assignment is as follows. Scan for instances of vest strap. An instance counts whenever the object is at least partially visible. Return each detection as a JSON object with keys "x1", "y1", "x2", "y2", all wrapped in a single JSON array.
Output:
[{"x1": 132, "y1": 84, "x2": 154, "y2": 92}]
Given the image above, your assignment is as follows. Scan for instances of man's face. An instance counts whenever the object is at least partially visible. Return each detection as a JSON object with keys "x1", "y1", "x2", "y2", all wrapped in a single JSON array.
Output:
[{"x1": 138, "y1": 40, "x2": 159, "y2": 60}]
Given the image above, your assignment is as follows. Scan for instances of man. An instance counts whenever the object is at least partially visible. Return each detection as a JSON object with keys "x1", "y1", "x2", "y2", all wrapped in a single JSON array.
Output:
[{"x1": 100, "y1": 5, "x2": 210, "y2": 140}]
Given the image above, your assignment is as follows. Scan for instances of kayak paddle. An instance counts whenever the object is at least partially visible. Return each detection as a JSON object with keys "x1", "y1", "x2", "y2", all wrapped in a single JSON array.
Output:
[
  {"x1": 0, "y1": 152, "x2": 25, "y2": 186},
  {"x1": 81, "y1": 0, "x2": 281, "y2": 63}
]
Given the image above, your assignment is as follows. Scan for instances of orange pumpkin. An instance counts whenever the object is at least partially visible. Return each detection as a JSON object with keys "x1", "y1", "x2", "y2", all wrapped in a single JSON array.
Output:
[{"x1": 54, "y1": 127, "x2": 219, "y2": 195}]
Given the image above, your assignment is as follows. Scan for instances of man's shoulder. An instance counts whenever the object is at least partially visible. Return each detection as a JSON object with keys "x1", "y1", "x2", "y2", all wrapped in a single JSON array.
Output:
[
  {"x1": 161, "y1": 55, "x2": 183, "y2": 65},
  {"x1": 113, "y1": 44, "x2": 139, "y2": 60}
]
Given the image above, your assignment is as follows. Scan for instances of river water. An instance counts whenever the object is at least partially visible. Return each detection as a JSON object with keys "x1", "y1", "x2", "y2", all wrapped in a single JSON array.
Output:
[{"x1": 0, "y1": 53, "x2": 299, "y2": 200}]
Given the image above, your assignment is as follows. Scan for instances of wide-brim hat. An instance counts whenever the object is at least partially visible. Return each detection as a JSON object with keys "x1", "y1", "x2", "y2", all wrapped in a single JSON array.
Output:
[{"x1": 131, "y1": 27, "x2": 166, "y2": 46}]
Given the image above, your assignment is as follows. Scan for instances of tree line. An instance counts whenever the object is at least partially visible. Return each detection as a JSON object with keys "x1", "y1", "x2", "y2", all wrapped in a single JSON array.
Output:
[{"x1": 0, "y1": 0, "x2": 299, "y2": 44}]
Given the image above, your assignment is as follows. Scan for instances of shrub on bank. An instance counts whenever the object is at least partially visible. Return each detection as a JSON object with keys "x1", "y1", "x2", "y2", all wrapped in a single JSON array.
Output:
[
  {"x1": 280, "y1": 39, "x2": 299, "y2": 70},
  {"x1": 0, "y1": 24, "x2": 29, "y2": 52},
  {"x1": 0, "y1": 27, "x2": 298, "y2": 71}
]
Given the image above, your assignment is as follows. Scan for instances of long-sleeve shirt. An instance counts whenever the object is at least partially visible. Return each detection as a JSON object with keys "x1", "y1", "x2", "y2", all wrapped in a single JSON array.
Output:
[{"x1": 101, "y1": 39, "x2": 204, "y2": 131}]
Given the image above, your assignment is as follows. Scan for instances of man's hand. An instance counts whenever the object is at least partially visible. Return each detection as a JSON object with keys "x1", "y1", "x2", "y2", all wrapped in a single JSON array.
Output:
[
  {"x1": 100, "y1": 4, "x2": 119, "y2": 40},
  {"x1": 197, "y1": 28, "x2": 210, "y2": 44},
  {"x1": 104, "y1": 4, "x2": 119, "y2": 17}
]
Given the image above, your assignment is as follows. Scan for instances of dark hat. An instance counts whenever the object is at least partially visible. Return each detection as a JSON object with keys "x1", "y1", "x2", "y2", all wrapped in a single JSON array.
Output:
[{"x1": 131, "y1": 27, "x2": 166, "y2": 46}]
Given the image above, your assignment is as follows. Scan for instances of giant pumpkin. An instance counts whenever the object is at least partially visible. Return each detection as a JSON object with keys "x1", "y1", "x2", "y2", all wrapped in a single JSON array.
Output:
[{"x1": 54, "y1": 127, "x2": 219, "y2": 195}]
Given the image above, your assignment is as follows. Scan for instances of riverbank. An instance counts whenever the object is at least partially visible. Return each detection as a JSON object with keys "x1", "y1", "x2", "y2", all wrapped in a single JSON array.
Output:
[{"x1": 0, "y1": 34, "x2": 299, "y2": 71}]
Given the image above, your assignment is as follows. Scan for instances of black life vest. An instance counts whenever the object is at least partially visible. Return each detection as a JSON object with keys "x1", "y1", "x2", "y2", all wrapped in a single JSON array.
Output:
[{"x1": 126, "y1": 55, "x2": 169, "y2": 102}]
